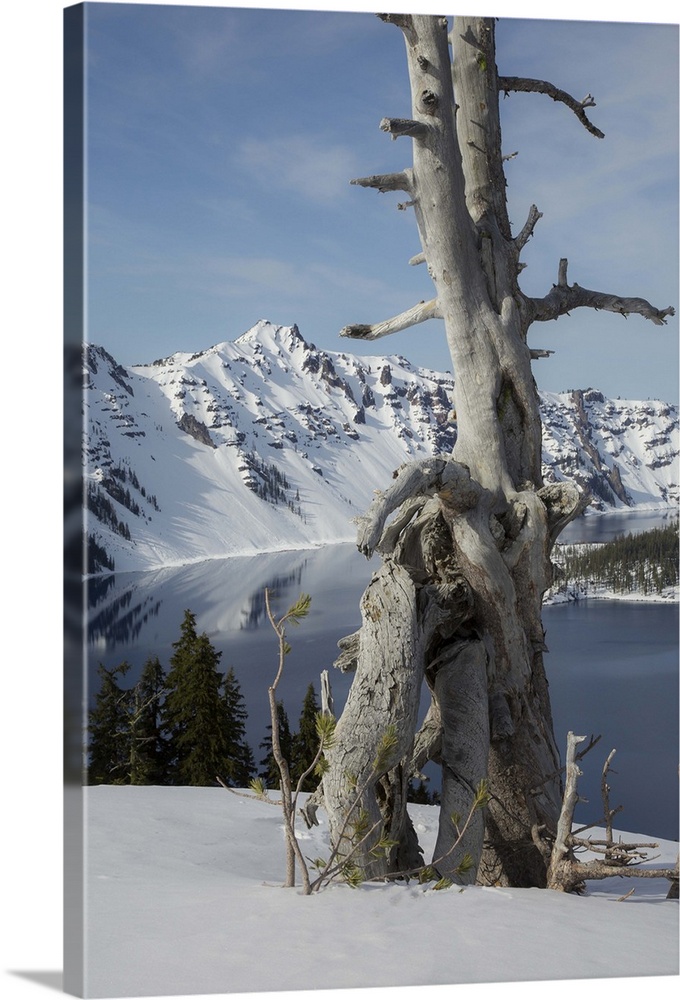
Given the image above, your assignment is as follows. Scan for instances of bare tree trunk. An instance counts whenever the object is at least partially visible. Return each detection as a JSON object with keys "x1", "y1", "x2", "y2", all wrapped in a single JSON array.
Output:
[
  {"x1": 321, "y1": 559, "x2": 425, "y2": 877},
  {"x1": 431, "y1": 639, "x2": 489, "y2": 883},
  {"x1": 321, "y1": 13, "x2": 674, "y2": 888}
]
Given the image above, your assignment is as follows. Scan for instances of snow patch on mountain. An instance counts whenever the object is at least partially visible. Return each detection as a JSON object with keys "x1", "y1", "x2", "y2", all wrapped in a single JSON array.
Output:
[{"x1": 84, "y1": 322, "x2": 679, "y2": 574}]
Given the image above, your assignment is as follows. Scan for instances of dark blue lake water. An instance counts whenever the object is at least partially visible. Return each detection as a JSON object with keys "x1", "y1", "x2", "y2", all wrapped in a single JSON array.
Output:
[{"x1": 86, "y1": 510, "x2": 679, "y2": 841}]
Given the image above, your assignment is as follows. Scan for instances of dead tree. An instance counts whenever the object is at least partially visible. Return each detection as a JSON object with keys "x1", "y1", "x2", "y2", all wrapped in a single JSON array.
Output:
[
  {"x1": 535, "y1": 733, "x2": 678, "y2": 894},
  {"x1": 320, "y1": 14, "x2": 674, "y2": 887}
]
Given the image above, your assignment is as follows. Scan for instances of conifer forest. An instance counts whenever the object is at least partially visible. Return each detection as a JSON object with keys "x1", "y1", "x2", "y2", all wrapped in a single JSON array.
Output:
[{"x1": 554, "y1": 521, "x2": 678, "y2": 596}]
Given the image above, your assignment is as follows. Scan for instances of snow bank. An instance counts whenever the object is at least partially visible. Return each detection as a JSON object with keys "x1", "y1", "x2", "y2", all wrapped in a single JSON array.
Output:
[{"x1": 80, "y1": 786, "x2": 679, "y2": 999}]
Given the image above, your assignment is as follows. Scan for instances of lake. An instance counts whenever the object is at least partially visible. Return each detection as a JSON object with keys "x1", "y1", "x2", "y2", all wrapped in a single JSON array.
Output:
[{"x1": 86, "y1": 509, "x2": 679, "y2": 842}]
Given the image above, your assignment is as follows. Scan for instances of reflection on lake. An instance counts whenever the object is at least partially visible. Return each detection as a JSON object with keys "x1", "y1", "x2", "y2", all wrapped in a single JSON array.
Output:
[
  {"x1": 87, "y1": 545, "x2": 369, "y2": 779},
  {"x1": 86, "y1": 510, "x2": 679, "y2": 842}
]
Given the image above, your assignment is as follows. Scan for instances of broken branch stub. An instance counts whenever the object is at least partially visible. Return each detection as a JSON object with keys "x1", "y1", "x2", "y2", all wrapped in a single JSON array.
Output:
[
  {"x1": 339, "y1": 298, "x2": 440, "y2": 343},
  {"x1": 379, "y1": 117, "x2": 429, "y2": 141},
  {"x1": 350, "y1": 171, "x2": 412, "y2": 193}
]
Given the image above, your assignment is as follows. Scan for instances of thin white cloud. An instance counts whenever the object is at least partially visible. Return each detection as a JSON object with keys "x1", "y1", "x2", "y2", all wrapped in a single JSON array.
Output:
[
  {"x1": 309, "y1": 261, "x2": 404, "y2": 302},
  {"x1": 202, "y1": 255, "x2": 310, "y2": 299},
  {"x1": 170, "y1": 11, "x2": 249, "y2": 79},
  {"x1": 235, "y1": 135, "x2": 360, "y2": 203}
]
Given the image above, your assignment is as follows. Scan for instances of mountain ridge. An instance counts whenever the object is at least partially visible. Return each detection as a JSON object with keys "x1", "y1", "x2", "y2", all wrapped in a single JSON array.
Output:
[{"x1": 84, "y1": 320, "x2": 679, "y2": 574}]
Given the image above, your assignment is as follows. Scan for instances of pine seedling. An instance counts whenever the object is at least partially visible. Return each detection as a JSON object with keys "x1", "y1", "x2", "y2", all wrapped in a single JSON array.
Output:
[
  {"x1": 455, "y1": 852, "x2": 475, "y2": 878},
  {"x1": 370, "y1": 836, "x2": 400, "y2": 861},
  {"x1": 313, "y1": 756, "x2": 330, "y2": 778},
  {"x1": 263, "y1": 589, "x2": 316, "y2": 893},
  {"x1": 345, "y1": 772, "x2": 358, "y2": 792},
  {"x1": 351, "y1": 807, "x2": 371, "y2": 841},
  {"x1": 473, "y1": 777, "x2": 490, "y2": 809},
  {"x1": 307, "y1": 856, "x2": 329, "y2": 872},
  {"x1": 315, "y1": 711, "x2": 336, "y2": 751},
  {"x1": 308, "y1": 724, "x2": 407, "y2": 892},
  {"x1": 342, "y1": 863, "x2": 364, "y2": 888},
  {"x1": 432, "y1": 876, "x2": 453, "y2": 891},
  {"x1": 249, "y1": 777, "x2": 268, "y2": 799},
  {"x1": 375, "y1": 775, "x2": 491, "y2": 888},
  {"x1": 284, "y1": 593, "x2": 312, "y2": 626},
  {"x1": 372, "y1": 724, "x2": 399, "y2": 773}
]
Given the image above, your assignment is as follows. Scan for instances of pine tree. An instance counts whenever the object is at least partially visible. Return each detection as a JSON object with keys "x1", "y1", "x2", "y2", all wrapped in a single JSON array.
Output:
[
  {"x1": 162, "y1": 609, "x2": 231, "y2": 786},
  {"x1": 259, "y1": 700, "x2": 293, "y2": 790},
  {"x1": 291, "y1": 683, "x2": 321, "y2": 792},
  {"x1": 221, "y1": 667, "x2": 256, "y2": 788},
  {"x1": 407, "y1": 778, "x2": 433, "y2": 804},
  {"x1": 88, "y1": 661, "x2": 132, "y2": 784},
  {"x1": 129, "y1": 655, "x2": 168, "y2": 785}
]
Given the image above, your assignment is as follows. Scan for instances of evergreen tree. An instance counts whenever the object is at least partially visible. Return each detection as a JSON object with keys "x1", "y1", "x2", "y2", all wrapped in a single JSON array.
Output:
[
  {"x1": 88, "y1": 661, "x2": 132, "y2": 784},
  {"x1": 129, "y1": 655, "x2": 168, "y2": 785},
  {"x1": 259, "y1": 700, "x2": 293, "y2": 790},
  {"x1": 221, "y1": 667, "x2": 256, "y2": 788},
  {"x1": 557, "y1": 521, "x2": 679, "y2": 596},
  {"x1": 291, "y1": 683, "x2": 321, "y2": 792},
  {"x1": 162, "y1": 609, "x2": 231, "y2": 786},
  {"x1": 407, "y1": 778, "x2": 433, "y2": 804}
]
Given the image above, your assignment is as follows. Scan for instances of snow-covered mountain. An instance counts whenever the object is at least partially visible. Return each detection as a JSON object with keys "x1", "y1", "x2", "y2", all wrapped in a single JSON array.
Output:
[{"x1": 84, "y1": 321, "x2": 679, "y2": 573}]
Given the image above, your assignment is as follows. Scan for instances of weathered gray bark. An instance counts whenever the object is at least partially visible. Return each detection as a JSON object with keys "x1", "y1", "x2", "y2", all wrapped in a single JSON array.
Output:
[
  {"x1": 431, "y1": 639, "x2": 489, "y2": 883},
  {"x1": 321, "y1": 14, "x2": 674, "y2": 888}
]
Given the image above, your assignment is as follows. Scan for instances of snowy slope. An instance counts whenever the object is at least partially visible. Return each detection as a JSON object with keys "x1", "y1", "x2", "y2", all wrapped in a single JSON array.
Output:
[
  {"x1": 81, "y1": 785, "x2": 679, "y2": 998},
  {"x1": 541, "y1": 388, "x2": 678, "y2": 509},
  {"x1": 84, "y1": 322, "x2": 679, "y2": 573}
]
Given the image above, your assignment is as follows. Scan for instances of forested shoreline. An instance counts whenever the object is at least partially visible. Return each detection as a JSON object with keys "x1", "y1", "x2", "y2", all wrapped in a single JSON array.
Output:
[{"x1": 550, "y1": 521, "x2": 679, "y2": 599}]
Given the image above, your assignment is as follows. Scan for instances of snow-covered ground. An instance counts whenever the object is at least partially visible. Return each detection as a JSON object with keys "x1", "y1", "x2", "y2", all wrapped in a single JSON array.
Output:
[
  {"x1": 73, "y1": 786, "x2": 679, "y2": 999},
  {"x1": 544, "y1": 583, "x2": 679, "y2": 605}
]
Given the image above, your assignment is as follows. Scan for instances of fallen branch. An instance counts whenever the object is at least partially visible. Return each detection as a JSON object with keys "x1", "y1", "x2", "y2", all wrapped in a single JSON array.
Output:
[
  {"x1": 614, "y1": 887, "x2": 636, "y2": 902},
  {"x1": 543, "y1": 732, "x2": 677, "y2": 893}
]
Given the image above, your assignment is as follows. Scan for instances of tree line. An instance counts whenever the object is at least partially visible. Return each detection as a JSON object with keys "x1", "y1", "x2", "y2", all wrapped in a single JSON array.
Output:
[
  {"x1": 87, "y1": 608, "x2": 322, "y2": 789},
  {"x1": 554, "y1": 521, "x2": 679, "y2": 596}
]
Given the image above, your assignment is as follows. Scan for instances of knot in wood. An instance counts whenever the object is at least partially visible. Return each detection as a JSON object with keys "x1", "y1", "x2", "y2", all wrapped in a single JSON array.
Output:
[{"x1": 420, "y1": 89, "x2": 439, "y2": 115}]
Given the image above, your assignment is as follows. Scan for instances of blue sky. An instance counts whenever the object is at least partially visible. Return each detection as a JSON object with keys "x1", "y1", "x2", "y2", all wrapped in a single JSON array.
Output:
[{"x1": 83, "y1": 2, "x2": 679, "y2": 402}]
